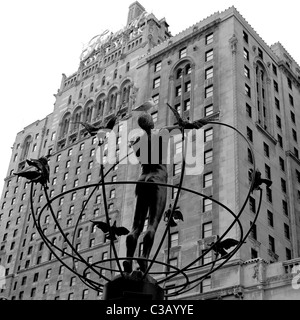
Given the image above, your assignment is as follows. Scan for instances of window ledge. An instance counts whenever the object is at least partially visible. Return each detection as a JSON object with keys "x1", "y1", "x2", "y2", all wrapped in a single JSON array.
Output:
[
  {"x1": 286, "y1": 151, "x2": 300, "y2": 166},
  {"x1": 255, "y1": 122, "x2": 277, "y2": 145}
]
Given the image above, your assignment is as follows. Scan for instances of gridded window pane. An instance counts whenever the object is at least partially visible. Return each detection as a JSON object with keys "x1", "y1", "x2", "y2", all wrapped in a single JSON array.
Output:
[
  {"x1": 205, "y1": 33, "x2": 213, "y2": 45},
  {"x1": 205, "y1": 50, "x2": 213, "y2": 62},
  {"x1": 204, "y1": 128, "x2": 213, "y2": 142},
  {"x1": 154, "y1": 61, "x2": 162, "y2": 72},
  {"x1": 153, "y1": 77, "x2": 160, "y2": 89},
  {"x1": 203, "y1": 172, "x2": 213, "y2": 188},
  {"x1": 205, "y1": 86, "x2": 213, "y2": 98},
  {"x1": 203, "y1": 198, "x2": 212, "y2": 212},
  {"x1": 205, "y1": 67, "x2": 213, "y2": 79},
  {"x1": 204, "y1": 149, "x2": 213, "y2": 164},
  {"x1": 202, "y1": 222, "x2": 212, "y2": 238}
]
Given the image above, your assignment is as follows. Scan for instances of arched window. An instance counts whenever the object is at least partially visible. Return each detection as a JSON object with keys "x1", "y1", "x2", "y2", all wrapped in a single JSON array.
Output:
[
  {"x1": 113, "y1": 69, "x2": 118, "y2": 79},
  {"x1": 95, "y1": 95, "x2": 105, "y2": 120},
  {"x1": 126, "y1": 62, "x2": 130, "y2": 72},
  {"x1": 71, "y1": 107, "x2": 83, "y2": 132},
  {"x1": 60, "y1": 113, "x2": 71, "y2": 138},
  {"x1": 120, "y1": 81, "x2": 131, "y2": 106},
  {"x1": 21, "y1": 136, "x2": 32, "y2": 161},
  {"x1": 68, "y1": 95, "x2": 72, "y2": 105},
  {"x1": 84, "y1": 101, "x2": 93, "y2": 123},
  {"x1": 172, "y1": 61, "x2": 193, "y2": 122},
  {"x1": 79, "y1": 89, "x2": 83, "y2": 99},
  {"x1": 108, "y1": 88, "x2": 118, "y2": 113},
  {"x1": 102, "y1": 76, "x2": 106, "y2": 86},
  {"x1": 90, "y1": 83, "x2": 94, "y2": 92}
]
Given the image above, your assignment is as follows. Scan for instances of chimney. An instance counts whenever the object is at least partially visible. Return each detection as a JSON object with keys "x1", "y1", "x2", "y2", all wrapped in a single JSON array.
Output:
[{"x1": 127, "y1": 1, "x2": 145, "y2": 25}]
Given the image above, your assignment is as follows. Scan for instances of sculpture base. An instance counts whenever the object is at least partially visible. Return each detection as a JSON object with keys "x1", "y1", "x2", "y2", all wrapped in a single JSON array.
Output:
[{"x1": 103, "y1": 271, "x2": 164, "y2": 300}]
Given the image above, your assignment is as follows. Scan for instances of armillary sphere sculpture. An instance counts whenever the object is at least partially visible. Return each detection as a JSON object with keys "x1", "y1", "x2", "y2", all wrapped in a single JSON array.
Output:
[{"x1": 14, "y1": 101, "x2": 271, "y2": 300}]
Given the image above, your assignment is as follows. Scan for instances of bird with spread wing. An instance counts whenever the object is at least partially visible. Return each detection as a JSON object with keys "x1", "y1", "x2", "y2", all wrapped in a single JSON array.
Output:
[
  {"x1": 208, "y1": 236, "x2": 242, "y2": 258},
  {"x1": 14, "y1": 156, "x2": 50, "y2": 188},
  {"x1": 90, "y1": 220, "x2": 130, "y2": 241},
  {"x1": 166, "y1": 103, "x2": 219, "y2": 130}
]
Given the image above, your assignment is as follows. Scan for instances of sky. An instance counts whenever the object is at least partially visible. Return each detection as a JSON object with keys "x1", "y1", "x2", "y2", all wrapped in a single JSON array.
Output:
[{"x1": 0, "y1": 0, "x2": 299, "y2": 192}]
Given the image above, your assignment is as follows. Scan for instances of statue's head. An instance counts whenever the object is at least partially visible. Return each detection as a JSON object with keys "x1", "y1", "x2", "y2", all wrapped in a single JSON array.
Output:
[{"x1": 137, "y1": 113, "x2": 154, "y2": 132}]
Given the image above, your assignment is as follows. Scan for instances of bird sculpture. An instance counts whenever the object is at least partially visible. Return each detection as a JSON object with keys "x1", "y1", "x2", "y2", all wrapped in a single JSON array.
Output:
[
  {"x1": 208, "y1": 236, "x2": 241, "y2": 258},
  {"x1": 249, "y1": 169, "x2": 272, "y2": 193},
  {"x1": 14, "y1": 156, "x2": 50, "y2": 188},
  {"x1": 90, "y1": 220, "x2": 129, "y2": 241},
  {"x1": 14, "y1": 170, "x2": 43, "y2": 184},
  {"x1": 164, "y1": 204, "x2": 184, "y2": 227},
  {"x1": 166, "y1": 103, "x2": 219, "y2": 130},
  {"x1": 132, "y1": 98, "x2": 156, "y2": 113}
]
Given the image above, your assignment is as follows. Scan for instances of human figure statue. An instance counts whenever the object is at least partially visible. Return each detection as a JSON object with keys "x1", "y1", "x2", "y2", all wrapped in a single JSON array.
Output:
[{"x1": 123, "y1": 112, "x2": 178, "y2": 273}]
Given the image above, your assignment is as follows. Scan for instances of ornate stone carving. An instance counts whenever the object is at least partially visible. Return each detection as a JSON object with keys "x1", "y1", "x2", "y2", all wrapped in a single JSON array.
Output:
[{"x1": 229, "y1": 34, "x2": 238, "y2": 54}]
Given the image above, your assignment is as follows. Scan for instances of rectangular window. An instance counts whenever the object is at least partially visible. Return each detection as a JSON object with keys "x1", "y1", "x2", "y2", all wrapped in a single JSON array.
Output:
[
  {"x1": 267, "y1": 210, "x2": 274, "y2": 227},
  {"x1": 173, "y1": 163, "x2": 181, "y2": 176},
  {"x1": 249, "y1": 196, "x2": 256, "y2": 213},
  {"x1": 292, "y1": 129, "x2": 298, "y2": 142},
  {"x1": 250, "y1": 222, "x2": 257, "y2": 240},
  {"x1": 179, "y1": 47, "x2": 187, "y2": 59},
  {"x1": 269, "y1": 236, "x2": 275, "y2": 253},
  {"x1": 204, "y1": 128, "x2": 213, "y2": 142},
  {"x1": 274, "y1": 81, "x2": 279, "y2": 92},
  {"x1": 246, "y1": 103, "x2": 252, "y2": 118},
  {"x1": 247, "y1": 127, "x2": 253, "y2": 142},
  {"x1": 284, "y1": 224, "x2": 290, "y2": 239},
  {"x1": 202, "y1": 222, "x2": 212, "y2": 238},
  {"x1": 201, "y1": 277, "x2": 211, "y2": 293},
  {"x1": 274, "y1": 97, "x2": 280, "y2": 110},
  {"x1": 205, "y1": 85, "x2": 213, "y2": 98},
  {"x1": 184, "y1": 99, "x2": 190, "y2": 111},
  {"x1": 244, "y1": 48, "x2": 249, "y2": 60},
  {"x1": 203, "y1": 198, "x2": 212, "y2": 212},
  {"x1": 282, "y1": 200, "x2": 288, "y2": 216},
  {"x1": 153, "y1": 77, "x2": 160, "y2": 89},
  {"x1": 204, "y1": 149, "x2": 213, "y2": 164},
  {"x1": 296, "y1": 170, "x2": 300, "y2": 183},
  {"x1": 243, "y1": 31, "x2": 249, "y2": 43},
  {"x1": 244, "y1": 65, "x2": 250, "y2": 78},
  {"x1": 205, "y1": 67, "x2": 213, "y2": 80},
  {"x1": 185, "y1": 81, "x2": 191, "y2": 92},
  {"x1": 286, "y1": 248, "x2": 292, "y2": 260},
  {"x1": 281, "y1": 179, "x2": 287, "y2": 193},
  {"x1": 276, "y1": 116, "x2": 282, "y2": 129},
  {"x1": 263, "y1": 142, "x2": 269, "y2": 157},
  {"x1": 291, "y1": 111, "x2": 296, "y2": 124},
  {"x1": 170, "y1": 232, "x2": 179, "y2": 247},
  {"x1": 251, "y1": 248, "x2": 258, "y2": 259},
  {"x1": 272, "y1": 64, "x2": 277, "y2": 76},
  {"x1": 205, "y1": 49, "x2": 213, "y2": 62},
  {"x1": 205, "y1": 33, "x2": 213, "y2": 45},
  {"x1": 287, "y1": 77, "x2": 292, "y2": 90},
  {"x1": 175, "y1": 86, "x2": 182, "y2": 97},
  {"x1": 151, "y1": 111, "x2": 158, "y2": 123},
  {"x1": 265, "y1": 164, "x2": 271, "y2": 180},
  {"x1": 289, "y1": 94, "x2": 294, "y2": 106},
  {"x1": 266, "y1": 187, "x2": 272, "y2": 203},
  {"x1": 152, "y1": 94, "x2": 159, "y2": 106},
  {"x1": 204, "y1": 104, "x2": 213, "y2": 117},
  {"x1": 258, "y1": 48, "x2": 263, "y2": 59},
  {"x1": 203, "y1": 172, "x2": 213, "y2": 188},
  {"x1": 154, "y1": 61, "x2": 162, "y2": 72},
  {"x1": 245, "y1": 84, "x2": 251, "y2": 98},
  {"x1": 279, "y1": 157, "x2": 285, "y2": 171},
  {"x1": 277, "y1": 134, "x2": 283, "y2": 148}
]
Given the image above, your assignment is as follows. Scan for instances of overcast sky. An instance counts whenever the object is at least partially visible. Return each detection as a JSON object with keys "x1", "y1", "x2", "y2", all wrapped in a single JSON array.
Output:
[{"x1": 0, "y1": 0, "x2": 299, "y2": 192}]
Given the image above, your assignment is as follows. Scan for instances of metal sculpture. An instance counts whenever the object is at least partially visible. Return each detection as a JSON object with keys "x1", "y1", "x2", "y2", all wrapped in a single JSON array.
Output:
[{"x1": 15, "y1": 101, "x2": 269, "y2": 300}]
